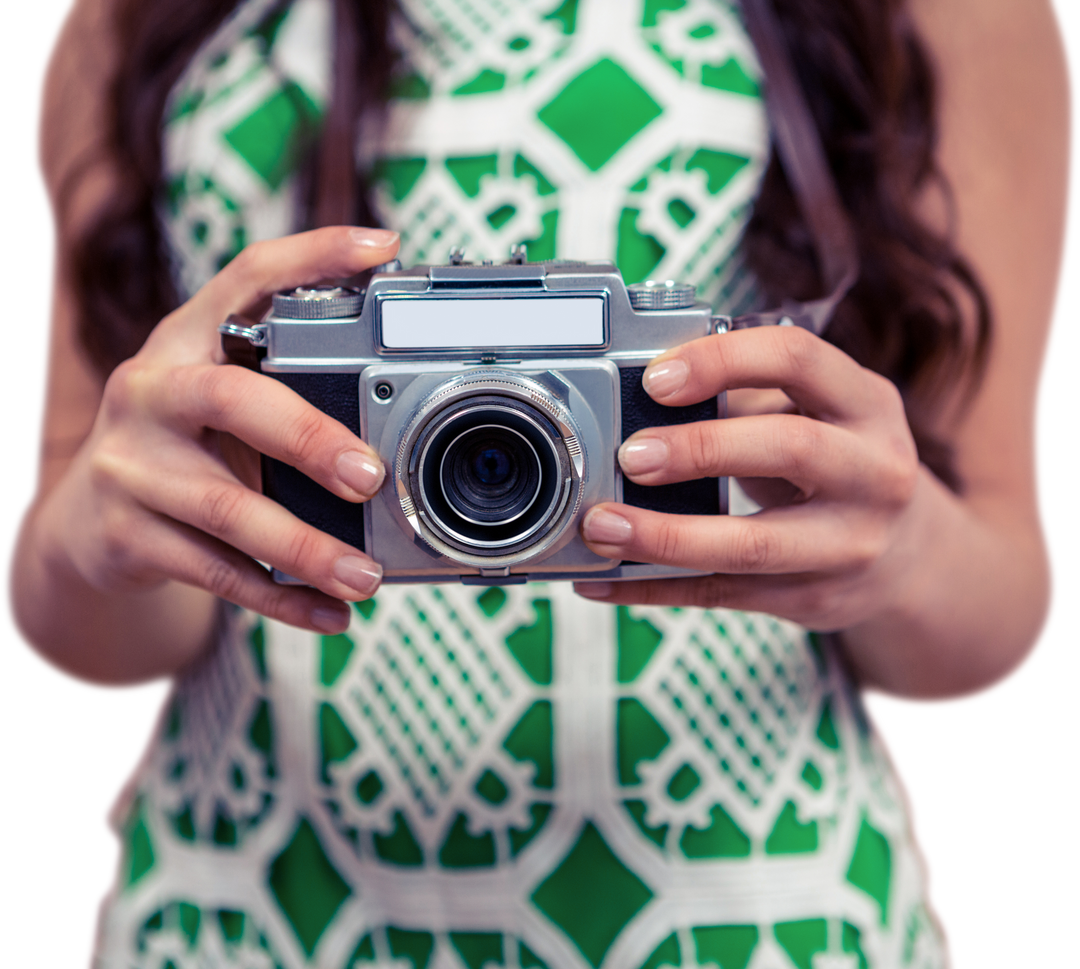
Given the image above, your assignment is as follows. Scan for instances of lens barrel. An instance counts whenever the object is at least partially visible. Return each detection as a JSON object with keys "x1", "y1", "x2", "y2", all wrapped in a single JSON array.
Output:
[
  {"x1": 416, "y1": 399, "x2": 563, "y2": 549},
  {"x1": 439, "y1": 422, "x2": 544, "y2": 526},
  {"x1": 397, "y1": 375, "x2": 585, "y2": 565}
]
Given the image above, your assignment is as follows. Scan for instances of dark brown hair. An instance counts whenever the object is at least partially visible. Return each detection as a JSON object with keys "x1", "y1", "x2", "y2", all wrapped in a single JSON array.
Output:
[
  {"x1": 66, "y1": 0, "x2": 989, "y2": 488},
  {"x1": 66, "y1": 0, "x2": 394, "y2": 373},
  {"x1": 742, "y1": 0, "x2": 990, "y2": 487}
]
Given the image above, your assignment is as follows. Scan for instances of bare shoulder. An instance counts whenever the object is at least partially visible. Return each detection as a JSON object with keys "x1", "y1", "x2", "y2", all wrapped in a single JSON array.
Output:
[
  {"x1": 909, "y1": 0, "x2": 1067, "y2": 498},
  {"x1": 907, "y1": 0, "x2": 1068, "y2": 361},
  {"x1": 908, "y1": 0, "x2": 1068, "y2": 162},
  {"x1": 30, "y1": 0, "x2": 124, "y2": 499},
  {"x1": 908, "y1": 0, "x2": 1064, "y2": 61}
]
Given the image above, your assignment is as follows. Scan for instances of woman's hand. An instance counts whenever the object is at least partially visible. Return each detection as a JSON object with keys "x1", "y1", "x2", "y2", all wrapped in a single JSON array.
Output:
[
  {"x1": 61, "y1": 226, "x2": 400, "y2": 625},
  {"x1": 573, "y1": 320, "x2": 1050, "y2": 698},
  {"x1": 570, "y1": 0, "x2": 1063, "y2": 699},
  {"x1": 574, "y1": 325, "x2": 926, "y2": 631},
  {"x1": 20, "y1": 226, "x2": 399, "y2": 676}
]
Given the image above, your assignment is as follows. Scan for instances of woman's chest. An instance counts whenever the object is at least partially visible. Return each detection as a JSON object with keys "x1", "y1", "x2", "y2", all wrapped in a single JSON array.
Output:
[{"x1": 370, "y1": 0, "x2": 770, "y2": 303}]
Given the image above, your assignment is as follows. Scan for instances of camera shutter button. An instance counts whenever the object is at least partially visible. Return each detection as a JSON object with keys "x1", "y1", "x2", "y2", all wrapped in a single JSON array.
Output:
[{"x1": 627, "y1": 280, "x2": 697, "y2": 311}]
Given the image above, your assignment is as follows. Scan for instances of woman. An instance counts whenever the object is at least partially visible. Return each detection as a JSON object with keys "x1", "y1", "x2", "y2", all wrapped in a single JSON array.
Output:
[{"x1": 12, "y1": 0, "x2": 1066, "y2": 966}]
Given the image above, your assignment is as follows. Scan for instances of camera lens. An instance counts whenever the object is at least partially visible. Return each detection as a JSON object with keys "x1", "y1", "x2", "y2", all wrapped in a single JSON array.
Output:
[
  {"x1": 397, "y1": 374, "x2": 587, "y2": 567},
  {"x1": 472, "y1": 445, "x2": 511, "y2": 485},
  {"x1": 441, "y1": 425, "x2": 541, "y2": 525},
  {"x1": 416, "y1": 400, "x2": 562, "y2": 548}
]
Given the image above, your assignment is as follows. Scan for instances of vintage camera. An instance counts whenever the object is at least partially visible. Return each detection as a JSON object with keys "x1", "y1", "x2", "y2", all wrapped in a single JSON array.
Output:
[{"x1": 222, "y1": 249, "x2": 733, "y2": 585}]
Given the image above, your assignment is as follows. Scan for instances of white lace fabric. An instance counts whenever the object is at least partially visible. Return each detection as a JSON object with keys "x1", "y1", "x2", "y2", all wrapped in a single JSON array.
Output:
[{"x1": 94, "y1": 3, "x2": 946, "y2": 967}]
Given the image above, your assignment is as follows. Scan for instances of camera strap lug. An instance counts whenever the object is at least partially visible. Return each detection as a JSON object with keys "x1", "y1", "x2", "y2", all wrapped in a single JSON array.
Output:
[{"x1": 219, "y1": 316, "x2": 269, "y2": 347}]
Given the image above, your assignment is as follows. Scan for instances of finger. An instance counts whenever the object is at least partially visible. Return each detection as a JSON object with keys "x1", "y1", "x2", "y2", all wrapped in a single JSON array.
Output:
[
  {"x1": 114, "y1": 452, "x2": 383, "y2": 601},
  {"x1": 618, "y1": 414, "x2": 874, "y2": 497},
  {"x1": 641, "y1": 325, "x2": 904, "y2": 425},
  {"x1": 149, "y1": 226, "x2": 399, "y2": 358},
  {"x1": 734, "y1": 475, "x2": 802, "y2": 509},
  {"x1": 134, "y1": 512, "x2": 354, "y2": 633},
  {"x1": 726, "y1": 386, "x2": 797, "y2": 418},
  {"x1": 157, "y1": 364, "x2": 384, "y2": 500},
  {"x1": 574, "y1": 574, "x2": 791, "y2": 611},
  {"x1": 580, "y1": 501, "x2": 883, "y2": 575},
  {"x1": 573, "y1": 573, "x2": 850, "y2": 629},
  {"x1": 199, "y1": 225, "x2": 399, "y2": 320}
]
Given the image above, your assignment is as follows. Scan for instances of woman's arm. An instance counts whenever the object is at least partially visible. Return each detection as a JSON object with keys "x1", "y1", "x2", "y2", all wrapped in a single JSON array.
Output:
[
  {"x1": 576, "y1": 0, "x2": 1067, "y2": 698},
  {"x1": 12, "y1": 0, "x2": 398, "y2": 684},
  {"x1": 848, "y1": 0, "x2": 1067, "y2": 691}
]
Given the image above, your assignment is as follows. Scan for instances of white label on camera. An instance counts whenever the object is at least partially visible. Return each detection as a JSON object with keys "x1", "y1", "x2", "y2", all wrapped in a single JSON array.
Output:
[{"x1": 379, "y1": 297, "x2": 605, "y2": 348}]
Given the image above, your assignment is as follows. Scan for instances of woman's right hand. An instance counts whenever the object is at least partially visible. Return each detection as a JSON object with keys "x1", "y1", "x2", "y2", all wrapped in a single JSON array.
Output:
[{"x1": 33, "y1": 226, "x2": 400, "y2": 643}]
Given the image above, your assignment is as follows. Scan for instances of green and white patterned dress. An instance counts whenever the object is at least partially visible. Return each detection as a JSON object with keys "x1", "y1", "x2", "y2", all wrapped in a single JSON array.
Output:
[{"x1": 94, "y1": 2, "x2": 947, "y2": 967}]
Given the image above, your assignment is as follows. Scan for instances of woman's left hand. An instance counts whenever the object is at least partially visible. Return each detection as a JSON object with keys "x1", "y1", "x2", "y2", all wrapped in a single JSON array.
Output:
[{"x1": 574, "y1": 324, "x2": 925, "y2": 630}]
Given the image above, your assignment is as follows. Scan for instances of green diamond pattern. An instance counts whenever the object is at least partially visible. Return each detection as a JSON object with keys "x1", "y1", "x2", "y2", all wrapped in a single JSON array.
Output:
[
  {"x1": 617, "y1": 606, "x2": 663, "y2": 683},
  {"x1": 531, "y1": 821, "x2": 653, "y2": 966},
  {"x1": 388, "y1": 927, "x2": 435, "y2": 969},
  {"x1": 320, "y1": 633, "x2": 355, "y2": 686},
  {"x1": 765, "y1": 801, "x2": 818, "y2": 855},
  {"x1": 122, "y1": 798, "x2": 156, "y2": 888},
  {"x1": 846, "y1": 815, "x2": 892, "y2": 925},
  {"x1": 223, "y1": 82, "x2": 321, "y2": 190},
  {"x1": 148, "y1": 0, "x2": 937, "y2": 959},
  {"x1": 774, "y1": 919, "x2": 827, "y2": 969},
  {"x1": 538, "y1": 59, "x2": 662, "y2": 171},
  {"x1": 269, "y1": 818, "x2": 352, "y2": 955},
  {"x1": 693, "y1": 924, "x2": 759, "y2": 969}
]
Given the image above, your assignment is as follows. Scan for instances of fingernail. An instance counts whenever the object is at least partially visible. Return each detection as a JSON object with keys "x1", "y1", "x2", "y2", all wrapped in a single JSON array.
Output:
[
  {"x1": 642, "y1": 358, "x2": 689, "y2": 399},
  {"x1": 333, "y1": 555, "x2": 383, "y2": 598},
  {"x1": 337, "y1": 450, "x2": 385, "y2": 497},
  {"x1": 350, "y1": 228, "x2": 399, "y2": 248},
  {"x1": 311, "y1": 603, "x2": 350, "y2": 633},
  {"x1": 619, "y1": 436, "x2": 669, "y2": 476},
  {"x1": 582, "y1": 508, "x2": 633, "y2": 546},
  {"x1": 576, "y1": 582, "x2": 613, "y2": 599}
]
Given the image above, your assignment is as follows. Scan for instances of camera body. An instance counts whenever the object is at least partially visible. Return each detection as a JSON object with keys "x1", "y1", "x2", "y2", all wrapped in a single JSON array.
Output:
[{"x1": 231, "y1": 254, "x2": 729, "y2": 585}]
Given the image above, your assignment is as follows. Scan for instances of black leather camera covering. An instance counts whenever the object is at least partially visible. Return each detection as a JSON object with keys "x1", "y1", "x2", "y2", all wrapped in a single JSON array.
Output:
[
  {"x1": 619, "y1": 367, "x2": 721, "y2": 516},
  {"x1": 262, "y1": 372, "x2": 366, "y2": 552},
  {"x1": 262, "y1": 368, "x2": 721, "y2": 559}
]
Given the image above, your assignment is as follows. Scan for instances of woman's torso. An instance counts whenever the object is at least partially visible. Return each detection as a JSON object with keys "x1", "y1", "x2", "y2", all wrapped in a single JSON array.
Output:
[{"x1": 95, "y1": 2, "x2": 945, "y2": 967}]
